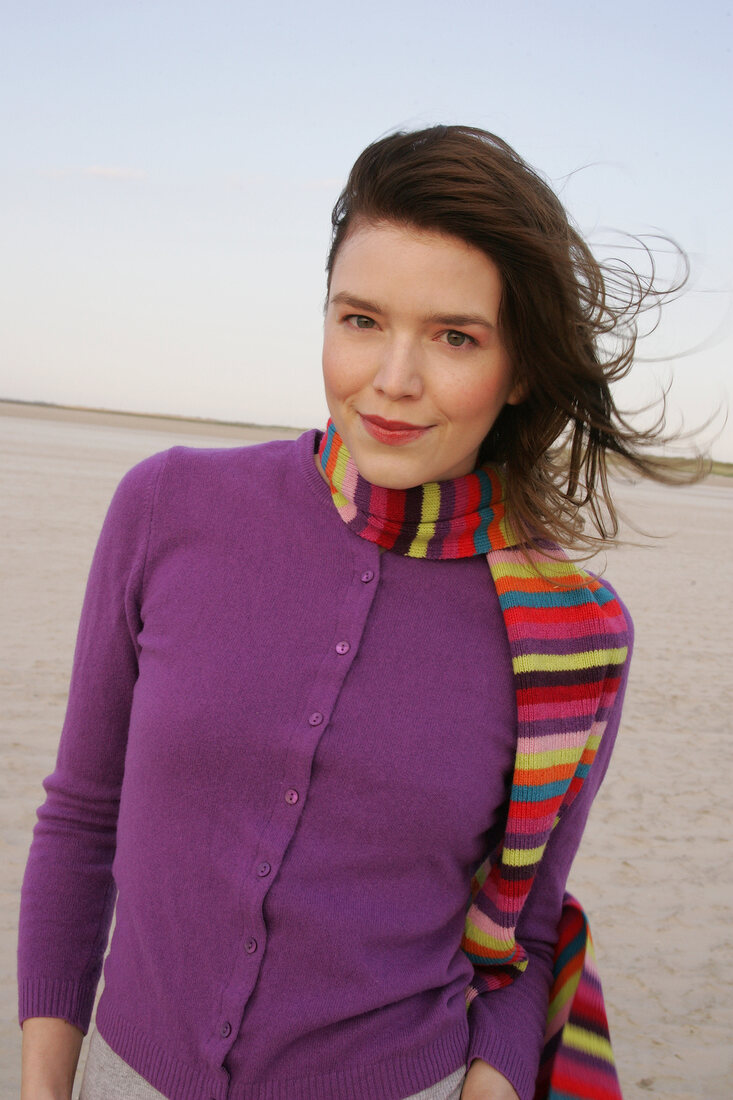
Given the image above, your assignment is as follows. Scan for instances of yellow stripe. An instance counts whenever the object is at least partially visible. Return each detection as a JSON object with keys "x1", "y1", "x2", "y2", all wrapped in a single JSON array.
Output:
[
  {"x1": 421, "y1": 482, "x2": 441, "y2": 523},
  {"x1": 407, "y1": 483, "x2": 441, "y2": 557},
  {"x1": 502, "y1": 843, "x2": 546, "y2": 867},
  {"x1": 491, "y1": 559, "x2": 584, "y2": 581},
  {"x1": 464, "y1": 925, "x2": 515, "y2": 953},
  {"x1": 408, "y1": 533, "x2": 430, "y2": 558},
  {"x1": 499, "y1": 507, "x2": 517, "y2": 546},
  {"x1": 515, "y1": 745, "x2": 594, "y2": 770},
  {"x1": 547, "y1": 974, "x2": 580, "y2": 1019},
  {"x1": 512, "y1": 646, "x2": 627, "y2": 673},
  {"x1": 563, "y1": 1023, "x2": 615, "y2": 1063}
]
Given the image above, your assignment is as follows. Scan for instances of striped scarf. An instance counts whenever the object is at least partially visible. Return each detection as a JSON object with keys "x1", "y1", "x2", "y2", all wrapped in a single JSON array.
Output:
[{"x1": 318, "y1": 421, "x2": 628, "y2": 1100}]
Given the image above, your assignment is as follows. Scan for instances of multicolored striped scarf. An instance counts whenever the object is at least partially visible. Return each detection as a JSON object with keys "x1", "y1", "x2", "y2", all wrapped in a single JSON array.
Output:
[{"x1": 318, "y1": 421, "x2": 628, "y2": 1100}]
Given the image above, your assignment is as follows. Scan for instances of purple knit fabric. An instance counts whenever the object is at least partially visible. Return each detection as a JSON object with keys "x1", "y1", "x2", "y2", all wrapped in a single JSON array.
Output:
[{"x1": 18, "y1": 430, "x2": 631, "y2": 1100}]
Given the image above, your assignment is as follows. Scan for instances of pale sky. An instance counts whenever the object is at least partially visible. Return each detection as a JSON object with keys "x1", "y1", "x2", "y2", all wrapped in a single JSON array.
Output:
[{"x1": 2, "y1": 0, "x2": 731, "y2": 457}]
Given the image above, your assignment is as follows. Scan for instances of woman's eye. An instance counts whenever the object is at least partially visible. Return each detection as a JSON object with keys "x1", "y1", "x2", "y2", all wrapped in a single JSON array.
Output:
[
  {"x1": 346, "y1": 314, "x2": 376, "y2": 329},
  {"x1": 442, "y1": 330, "x2": 474, "y2": 348}
]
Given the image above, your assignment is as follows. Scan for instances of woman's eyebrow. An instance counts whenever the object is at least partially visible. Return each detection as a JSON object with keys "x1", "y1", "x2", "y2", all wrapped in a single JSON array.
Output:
[
  {"x1": 329, "y1": 292, "x2": 384, "y2": 313},
  {"x1": 423, "y1": 311, "x2": 495, "y2": 330}
]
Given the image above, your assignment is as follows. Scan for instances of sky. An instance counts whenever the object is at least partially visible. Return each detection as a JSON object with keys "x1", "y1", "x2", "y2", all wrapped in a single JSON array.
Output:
[{"x1": 1, "y1": 0, "x2": 731, "y2": 457}]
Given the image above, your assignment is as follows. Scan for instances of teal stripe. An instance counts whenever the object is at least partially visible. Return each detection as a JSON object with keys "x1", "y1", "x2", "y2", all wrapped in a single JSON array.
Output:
[
  {"x1": 594, "y1": 584, "x2": 616, "y2": 606},
  {"x1": 554, "y1": 926, "x2": 586, "y2": 976},
  {"x1": 475, "y1": 466, "x2": 495, "y2": 508},
  {"x1": 512, "y1": 778, "x2": 570, "y2": 802},
  {"x1": 473, "y1": 520, "x2": 494, "y2": 554},
  {"x1": 471, "y1": 471, "x2": 495, "y2": 554},
  {"x1": 321, "y1": 422, "x2": 336, "y2": 467},
  {"x1": 499, "y1": 588, "x2": 595, "y2": 610}
]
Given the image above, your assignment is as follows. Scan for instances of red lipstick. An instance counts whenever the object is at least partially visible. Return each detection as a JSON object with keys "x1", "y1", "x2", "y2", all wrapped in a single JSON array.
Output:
[{"x1": 359, "y1": 413, "x2": 432, "y2": 446}]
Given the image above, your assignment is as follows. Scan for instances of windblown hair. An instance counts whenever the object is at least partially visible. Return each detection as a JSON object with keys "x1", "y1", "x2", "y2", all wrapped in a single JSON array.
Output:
[{"x1": 327, "y1": 125, "x2": 703, "y2": 553}]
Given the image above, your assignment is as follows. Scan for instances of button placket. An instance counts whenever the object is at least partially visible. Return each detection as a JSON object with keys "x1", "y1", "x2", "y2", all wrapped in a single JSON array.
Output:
[{"x1": 217, "y1": 547, "x2": 381, "y2": 1030}]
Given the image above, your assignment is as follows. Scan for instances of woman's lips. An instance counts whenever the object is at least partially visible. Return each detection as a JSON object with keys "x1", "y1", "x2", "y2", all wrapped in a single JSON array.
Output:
[{"x1": 359, "y1": 414, "x2": 432, "y2": 446}]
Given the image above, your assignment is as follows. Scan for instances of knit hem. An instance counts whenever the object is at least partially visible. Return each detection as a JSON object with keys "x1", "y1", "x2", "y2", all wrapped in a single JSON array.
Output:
[
  {"x1": 96, "y1": 999, "x2": 228, "y2": 1099},
  {"x1": 97, "y1": 996, "x2": 469, "y2": 1100},
  {"x1": 229, "y1": 1024, "x2": 468, "y2": 1100},
  {"x1": 18, "y1": 976, "x2": 97, "y2": 1034}
]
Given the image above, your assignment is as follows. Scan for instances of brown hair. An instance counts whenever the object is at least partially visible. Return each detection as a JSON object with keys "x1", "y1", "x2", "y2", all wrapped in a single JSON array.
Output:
[{"x1": 326, "y1": 125, "x2": 704, "y2": 553}]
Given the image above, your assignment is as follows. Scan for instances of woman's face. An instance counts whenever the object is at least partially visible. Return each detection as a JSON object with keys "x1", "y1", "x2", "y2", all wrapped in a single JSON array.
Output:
[{"x1": 322, "y1": 220, "x2": 524, "y2": 489}]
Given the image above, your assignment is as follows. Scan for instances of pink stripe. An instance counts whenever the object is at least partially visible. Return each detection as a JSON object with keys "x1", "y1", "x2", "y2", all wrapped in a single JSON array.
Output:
[
  {"x1": 370, "y1": 482, "x2": 390, "y2": 519},
  {"x1": 466, "y1": 907, "x2": 519, "y2": 942},
  {"x1": 340, "y1": 458, "x2": 360, "y2": 498},
  {"x1": 582, "y1": 951, "x2": 600, "y2": 982},
  {"x1": 516, "y1": 729, "x2": 591, "y2": 753},
  {"x1": 361, "y1": 519, "x2": 388, "y2": 544},
  {"x1": 507, "y1": 814, "x2": 556, "y2": 837},
  {"x1": 452, "y1": 474, "x2": 470, "y2": 514},
  {"x1": 507, "y1": 617, "x2": 625, "y2": 641},
  {"x1": 518, "y1": 700, "x2": 597, "y2": 721},
  {"x1": 489, "y1": 547, "x2": 572, "y2": 567}
]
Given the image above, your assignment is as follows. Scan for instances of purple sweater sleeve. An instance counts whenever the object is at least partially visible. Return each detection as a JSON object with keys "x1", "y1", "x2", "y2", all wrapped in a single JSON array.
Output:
[
  {"x1": 17, "y1": 453, "x2": 166, "y2": 1032},
  {"x1": 466, "y1": 592, "x2": 634, "y2": 1100}
]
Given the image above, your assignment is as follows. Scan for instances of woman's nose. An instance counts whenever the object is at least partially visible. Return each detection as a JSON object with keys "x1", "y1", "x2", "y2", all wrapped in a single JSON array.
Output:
[{"x1": 371, "y1": 338, "x2": 424, "y2": 400}]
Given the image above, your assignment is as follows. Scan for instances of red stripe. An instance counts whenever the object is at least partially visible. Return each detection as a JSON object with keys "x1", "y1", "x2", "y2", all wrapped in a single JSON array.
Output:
[
  {"x1": 506, "y1": 797, "x2": 561, "y2": 820},
  {"x1": 485, "y1": 469, "x2": 510, "y2": 548},
  {"x1": 551, "y1": 1059, "x2": 621, "y2": 1099},
  {"x1": 517, "y1": 682, "x2": 605, "y2": 706},
  {"x1": 553, "y1": 953, "x2": 584, "y2": 996},
  {"x1": 381, "y1": 483, "x2": 406, "y2": 527},
  {"x1": 456, "y1": 509, "x2": 482, "y2": 556},
  {"x1": 505, "y1": 603, "x2": 624, "y2": 627}
]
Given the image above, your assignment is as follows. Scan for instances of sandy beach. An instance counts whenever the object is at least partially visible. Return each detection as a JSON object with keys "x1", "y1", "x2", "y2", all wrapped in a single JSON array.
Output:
[{"x1": 1, "y1": 402, "x2": 731, "y2": 1099}]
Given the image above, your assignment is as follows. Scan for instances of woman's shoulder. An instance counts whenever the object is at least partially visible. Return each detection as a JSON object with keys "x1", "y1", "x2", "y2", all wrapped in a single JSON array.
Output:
[
  {"x1": 149, "y1": 433, "x2": 306, "y2": 479},
  {"x1": 589, "y1": 571, "x2": 635, "y2": 656},
  {"x1": 106, "y1": 432, "x2": 318, "y2": 550},
  {"x1": 117, "y1": 432, "x2": 313, "y2": 504}
]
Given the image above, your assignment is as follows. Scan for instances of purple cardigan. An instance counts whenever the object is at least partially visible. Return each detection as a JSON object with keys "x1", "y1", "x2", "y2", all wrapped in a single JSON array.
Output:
[{"x1": 18, "y1": 430, "x2": 631, "y2": 1100}]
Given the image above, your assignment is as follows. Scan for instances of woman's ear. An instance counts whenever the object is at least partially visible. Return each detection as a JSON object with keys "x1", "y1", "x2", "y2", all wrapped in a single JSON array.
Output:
[{"x1": 506, "y1": 376, "x2": 529, "y2": 406}]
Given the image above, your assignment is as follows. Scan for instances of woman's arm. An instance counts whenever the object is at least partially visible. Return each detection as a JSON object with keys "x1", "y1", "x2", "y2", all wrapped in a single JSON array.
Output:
[
  {"x1": 461, "y1": 1058, "x2": 519, "y2": 1100},
  {"x1": 17, "y1": 453, "x2": 168, "y2": 1037},
  {"x1": 464, "y1": 589, "x2": 634, "y2": 1099},
  {"x1": 20, "y1": 1018, "x2": 84, "y2": 1100}
]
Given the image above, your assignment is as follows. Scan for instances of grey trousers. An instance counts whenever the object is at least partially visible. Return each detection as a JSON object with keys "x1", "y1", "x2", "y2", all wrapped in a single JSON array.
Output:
[{"x1": 80, "y1": 1030, "x2": 467, "y2": 1100}]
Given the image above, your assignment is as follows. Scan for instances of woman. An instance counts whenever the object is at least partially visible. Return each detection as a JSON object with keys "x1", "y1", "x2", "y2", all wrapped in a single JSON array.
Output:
[{"x1": 19, "y1": 126, "x2": 684, "y2": 1100}]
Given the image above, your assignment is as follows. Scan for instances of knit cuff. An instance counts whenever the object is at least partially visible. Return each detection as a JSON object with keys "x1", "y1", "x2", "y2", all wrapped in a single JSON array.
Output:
[
  {"x1": 19, "y1": 976, "x2": 97, "y2": 1034},
  {"x1": 467, "y1": 1016, "x2": 538, "y2": 1100}
]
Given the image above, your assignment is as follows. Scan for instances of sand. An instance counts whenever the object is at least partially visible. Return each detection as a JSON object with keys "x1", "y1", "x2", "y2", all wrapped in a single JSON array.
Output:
[{"x1": 1, "y1": 403, "x2": 731, "y2": 1099}]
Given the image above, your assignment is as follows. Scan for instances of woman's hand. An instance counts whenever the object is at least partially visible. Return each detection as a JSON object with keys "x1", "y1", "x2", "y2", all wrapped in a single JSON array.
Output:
[
  {"x1": 21, "y1": 1017, "x2": 84, "y2": 1100},
  {"x1": 460, "y1": 1058, "x2": 520, "y2": 1100}
]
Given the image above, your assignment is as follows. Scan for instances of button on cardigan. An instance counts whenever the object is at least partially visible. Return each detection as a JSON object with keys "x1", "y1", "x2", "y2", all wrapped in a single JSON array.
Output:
[{"x1": 18, "y1": 429, "x2": 632, "y2": 1100}]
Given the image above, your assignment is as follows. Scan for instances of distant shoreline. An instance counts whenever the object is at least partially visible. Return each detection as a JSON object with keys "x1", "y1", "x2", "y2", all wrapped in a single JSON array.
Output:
[
  {"x1": 2, "y1": 396, "x2": 731, "y2": 479},
  {"x1": 0, "y1": 398, "x2": 304, "y2": 442}
]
